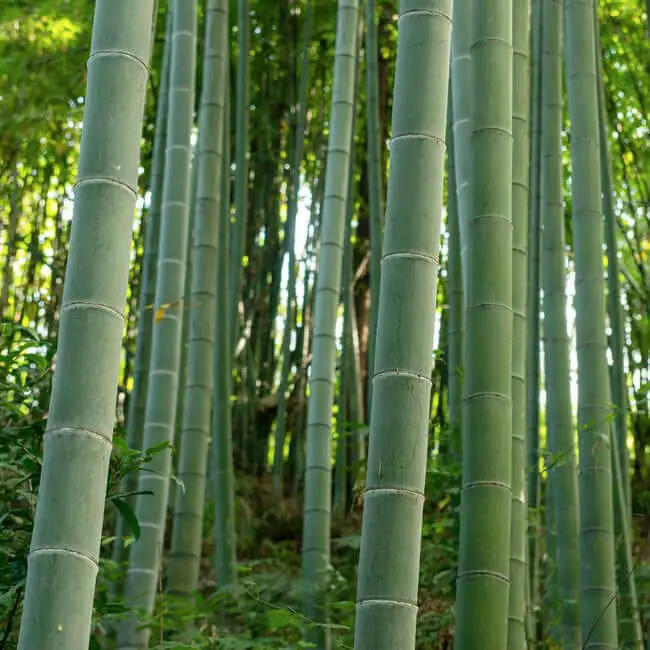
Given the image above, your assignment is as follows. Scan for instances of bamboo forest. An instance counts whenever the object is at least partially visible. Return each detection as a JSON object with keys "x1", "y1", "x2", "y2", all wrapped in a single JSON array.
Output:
[{"x1": 1, "y1": 0, "x2": 650, "y2": 648}]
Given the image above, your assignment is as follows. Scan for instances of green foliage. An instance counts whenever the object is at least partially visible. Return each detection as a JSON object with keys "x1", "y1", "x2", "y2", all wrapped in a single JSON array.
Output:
[
  {"x1": 0, "y1": 323, "x2": 173, "y2": 646},
  {"x1": 0, "y1": 322, "x2": 463, "y2": 649},
  {"x1": 0, "y1": 323, "x2": 50, "y2": 647},
  {"x1": 4, "y1": 322, "x2": 647, "y2": 648},
  {"x1": 95, "y1": 459, "x2": 462, "y2": 649},
  {"x1": 93, "y1": 559, "x2": 349, "y2": 649}
]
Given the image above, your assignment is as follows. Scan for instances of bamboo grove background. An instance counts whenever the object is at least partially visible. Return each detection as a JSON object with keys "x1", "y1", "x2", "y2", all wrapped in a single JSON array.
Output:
[{"x1": 0, "y1": 0, "x2": 649, "y2": 648}]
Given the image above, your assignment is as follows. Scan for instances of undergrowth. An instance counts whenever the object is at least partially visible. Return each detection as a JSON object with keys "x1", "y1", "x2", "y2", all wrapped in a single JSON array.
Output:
[{"x1": 2, "y1": 321, "x2": 648, "y2": 648}]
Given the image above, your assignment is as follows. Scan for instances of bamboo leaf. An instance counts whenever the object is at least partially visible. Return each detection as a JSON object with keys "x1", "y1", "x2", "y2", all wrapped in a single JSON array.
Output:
[
  {"x1": 111, "y1": 497, "x2": 141, "y2": 541},
  {"x1": 267, "y1": 608, "x2": 302, "y2": 630}
]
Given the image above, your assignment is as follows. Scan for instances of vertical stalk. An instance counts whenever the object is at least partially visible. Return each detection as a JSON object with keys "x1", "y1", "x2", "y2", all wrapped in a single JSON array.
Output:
[
  {"x1": 119, "y1": 1, "x2": 197, "y2": 646},
  {"x1": 17, "y1": 3, "x2": 155, "y2": 649},
  {"x1": 167, "y1": 0, "x2": 229, "y2": 596},
  {"x1": 445, "y1": 82, "x2": 463, "y2": 459},
  {"x1": 595, "y1": 9, "x2": 643, "y2": 647},
  {"x1": 273, "y1": 0, "x2": 313, "y2": 498},
  {"x1": 544, "y1": 467, "x2": 560, "y2": 642},
  {"x1": 354, "y1": 2, "x2": 453, "y2": 648},
  {"x1": 347, "y1": 289, "x2": 366, "y2": 473},
  {"x1": 540, "y1": 0, "x2": 580, "y2": 645},
  {"x1": 334, "y1": 5, "x2": 363, "y2": 514},
  {"x1": 508, "y1": 0, "x2": 530, "y2": 645},
  {"x1": 334, "y1": 201, "x2": 354, "y2": 513},
  {"x1": 594, "y1": 0, "x2": 630, "y2": 537},
  {"x1": 173, "y1": 145, "x2": 199, "y2": 470},
  {"x1": 229, "y1": 0, "x2": 250, "y2": 352},
  {"x1": 564, "y1": 0, "x2": 619, "y2": 645},
  {"x1": 450, "y1": 0, "x2": 472, "y2": 296},
  {"x1": 213, "y1": 52, "x2": 237, "y2": 588},
  {"x1": 455, "y1": 0, "x2": 514, "y2": 647},
  {"x1": 111, "y1": 10, "x2": 170, "y2": 574},
  {"x1": 526, "y1": 0, "x2": 543, "y2": 638},
  {"x1": 291, "y1": 176, "x2": 323, "y2": 498},
  {"x1": 301, "y1": 1, "x2": 359, "y2": 646},
  {"x1": 364, "y1": 0, "x2": 384, "y2": 416},
  {"x1": 595, "y1": 0, "x2": 631, "y2": 521}
]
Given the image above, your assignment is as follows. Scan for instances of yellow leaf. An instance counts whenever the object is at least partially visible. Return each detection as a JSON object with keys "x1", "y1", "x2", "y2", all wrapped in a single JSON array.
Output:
[
  {"x1": 623, "y1": 150, "x2": 634, "y2": 165},
  {"x1": 153, "y1": 299, "x2": 183, "y2": 323}
]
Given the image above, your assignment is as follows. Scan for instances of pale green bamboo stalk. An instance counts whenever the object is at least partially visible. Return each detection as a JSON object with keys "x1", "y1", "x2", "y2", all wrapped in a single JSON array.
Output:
[
  {"x1": 346, "y1": 12, "x2": 366, "y2": 457},
  {"x1": 450, "y1": 0, "x2": 471, "y2": 297},
  {"x1": 508, "y1": 0, "x2": 530, "y2": 646},
  {"x1": 334, "y1": 203, "x2": 354, "y2": 513},
  {"x1": 17, "y1": 2, "x2": 155, "y2": 648},
  {"x1": 213, "y1": 56, "x2": 237, "y2": 589},
  {"x1": 526, "y1": 0, "x2": 543, "y2": 638},
  {"x1": 336, "y1": 279, "x2": 366, "y2": 508},
  {"x1": 301, "y1": 1, "x2": 360, "y2": 646},
  {"x1": 540, "y1": 1, "x2": 580, "y2": 645},
  {"x1": 365, "y1": 0, "x2": 384, "y2": 417},
  {"x1": 273, "y1": 0, "x2": 313, "y2": 499},
  {"x1": 595, "y1": 0, "x2": 630, "y2": 534},
  {"x1": 229, "y1": 0, "x2": 250, "y2": 352},
  {"x1": 445, "y1": 81, "x2": 462, "y2": 460},
  {"x1": 334, "y1": 8, "x2": 363, "y2": 514},
  {"x1": 564, "y1": 0, "x2": 619, "y2": 645},
  {"x1": 173, "y1": 144, "x2": 198, "y2": 475},
  {"x1": 347, "y1": 290, "x2": 366, "y2": 473},
  {"x1": 167, "y1": 0, "x2": 228, "y2": 596},
  {"x1": 292, "y1": 178, "x2": 323, "y2": 499},
  {"x1": 118, "y1": 1, "x2": 197, "y2": 646},
  {"x1": 594, "y1": 10, "x2": 643, "y2": 646},
  {"x1": 112, "y1": 6, "x2": 172, "y2": 578},
  {"x1": 353, "y1": 2, "x2": 453, "y2": 648},
  {"x1": 455, "y1": 0, "x2": 514, "y2": 646},
  {"x1": 609, "y1": 444, "x2": 643, "y2": 648}
]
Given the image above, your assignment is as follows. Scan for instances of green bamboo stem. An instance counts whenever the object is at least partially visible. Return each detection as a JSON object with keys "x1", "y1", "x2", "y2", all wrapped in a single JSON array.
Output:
[
  {"x1": 118, "y1": 2, "x2": 197, "y2": 646},
  {"x1": 173, "y1": 142, "x2": 198, "y2": 477},
  {"x1": 334, "y1": 195, "x2": 354, "y2": 514},
  {"x1": 17, "y1": 3, "x2": 155, "y2": 648},
  {"x1": 301, "y1": 1, "x2": 360, "y2": 646},
  {"x1": 334, "y1": 5, "x2": 363, "y2": 514},
  {"x1": 455, "y1": 0, "x2": 514, "y2": 646},
  {"x1": 508, "y1": 1, "x2": 531, "y2": 646},
  {"x1": 564, "y1": 0, "x2": 619, "y2": 645},
  {"x1": 353, "y1": 2, "x2": 453, "y2": 648},
  {"x1": 525, "y1": 0, "x2": 543, "y2": 639},
  {"x1": 212, "y1": 52, "x2": 238, "y2": 588},
  {"x1": 167, "y1": 0, "x2": 229, "y2": 596},
  {"x1": 450, "y1": 0, "x2": 471, "y2": 297},
  {"x1": 540, "y1": 1, "x2": 580, "y2": 644},
  {"x1": 364, "y1": 0, "x2": 384, "y2": 417},
  {"x1": 445, "y1": 83, "x2": 463, "y2": 460},
  {"x1": 229, "y1": 0, "x2": 250, "y2": 354},
  {"x1": 112, "y1": 6, "x2": 172, "y2": 580},
  {"x1": 594, "y1": 9, "x2": 643, "y2": 647},
  {"x1": 291, "y1": 174, "x2": 324, "y2": 499},
  {"x1": 273, "y1": 0, "x2": 313, "y2": 499}
]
